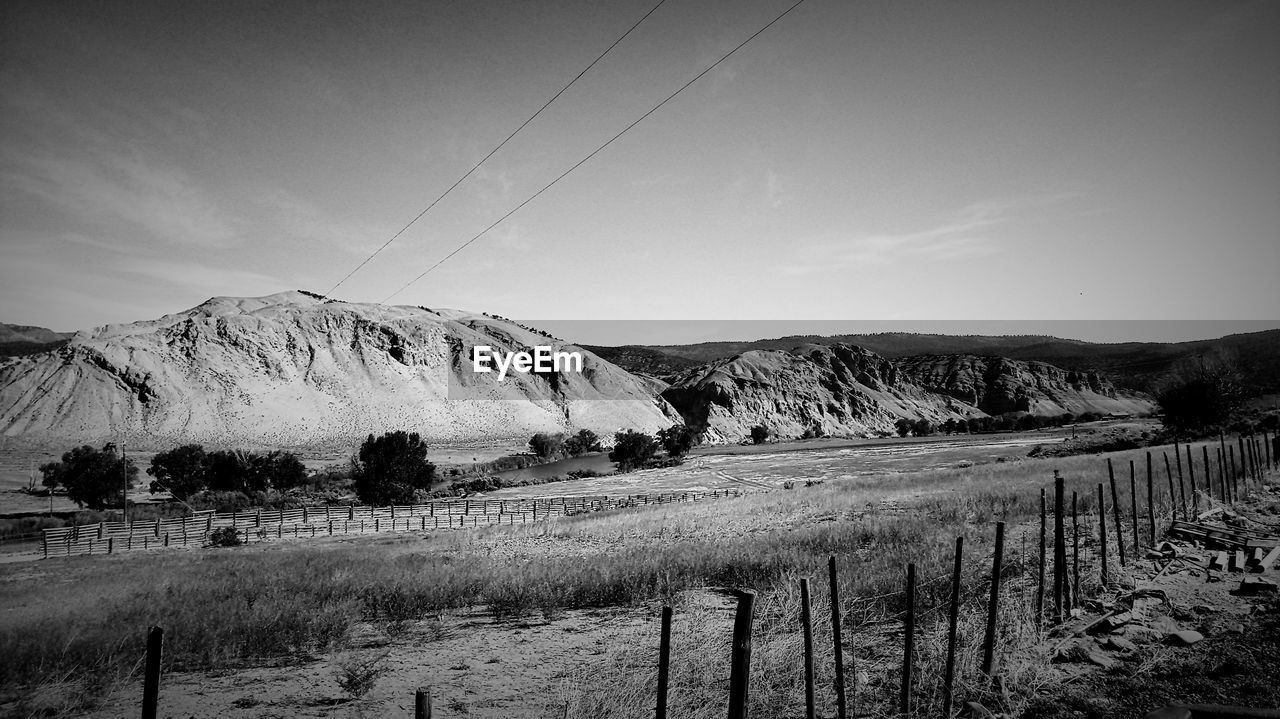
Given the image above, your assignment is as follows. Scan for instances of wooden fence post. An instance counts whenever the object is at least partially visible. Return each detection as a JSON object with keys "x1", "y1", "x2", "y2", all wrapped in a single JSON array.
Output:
[
  {"x1": 1053, "y1": 473, "x2": 1067, "y2": 622},
  {"x1": 657, "y1": 606, "x2": 672, "y2": 719},
  {"x1": 899, "y1": 563, "x2": 915, "y2": 717},
  {"x1": 1071, "y1": 491, "x2": 1080, "y2": 607},
  {"x1": 415, "y1": 686, "x2": 432, "y2": 718},
  {"x1": 829, "y1": 556, "x2": 847, "y2": 719},
  {"x1": 1164, "y1": 452, "x2": 1181, "y2": 521},
  {"x1": 800, "y1": 579, "x2": 816, "y2": 719},
  {"x1": 1108, "y1": 459, "x2": 1126, "y2": 567},
  {"x1": 142, "y1": 626, "x2": 163, "y2": 719},
  {"x1": 981, "y1": 521, "x2": 1004, "y2": 676},
  {"x1": 726, "y1": 590, "x2": 756, "y2": 719},
  {"x1": 1146, "y1": 452, "x2": 1156, "y2": 547},
  {"x1": 1128, "y1": 460, "x2": 1139, "y2": 554},
  {"x1": 1097, "y1": 484, "x2": 1108, "y2": 587},
  {"x1": 1037, "y1": 488, "x2": 1046, "y2": 625},
  {"x1": 942, "y1": 538, "x2": 962, "y2": 717}
]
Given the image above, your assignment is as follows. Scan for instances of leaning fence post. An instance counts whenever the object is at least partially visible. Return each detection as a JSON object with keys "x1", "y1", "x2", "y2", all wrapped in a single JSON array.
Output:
[
  {"x1": 1053, "y1": 473, "x2": 1067, "y2": 623},
  {"x1": 829, "y1": 556, "x2": 847, "y2": 719},
  {"x1": 142, "y1": 626, "x2": 163, "y2": 719},
  {"x1": 942, "y1": 538, "x2": 963, "y2": 717},
  {"x1": 1108, "y1": 459, "x2": 1126, "y2": 567},
  {"x1": 415, "y1": 686, "x2": 432, "y2": 718},
  {"x1": 1071, "y1": 491, "x2": 1080, "y2": 608},
  {"x1": 1164, "y1": 452, "x2": 1181, "y2": 521},
  {"x1": 800, "y1": 579, "x2": 816, "y2": 719},
  {"x1": 726, "y1": 590, "x2": 756, "y2": 719},
  {"x1": 1146, "y1": 452, "x2": 1156, "y2": 547},
  {"x1": 657, "y1": 606, "x2": 672, "y2": 719},
  {"x1": 899, "y1": 563, "x2": 916, "y2": 717},
  {"x1": 981, "y1": 522, "x2": 1005, "y2": 676}
]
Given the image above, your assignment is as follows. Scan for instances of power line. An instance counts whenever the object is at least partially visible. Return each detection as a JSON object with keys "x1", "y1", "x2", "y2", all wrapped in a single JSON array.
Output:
[
  {"x1": 322, "y1": 0, "x2": 671, "y2": 299},
  {"x1": 383, "y1": 0, "x2": 810, "y2": 303}
]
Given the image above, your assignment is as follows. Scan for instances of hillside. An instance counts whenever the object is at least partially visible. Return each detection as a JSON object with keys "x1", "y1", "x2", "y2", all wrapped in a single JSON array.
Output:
[
  {"x1": 0, "y1": 323, "x2": 73, "y2": 359},
  {"x1": 602, "y1": 330, "x2": 1280, "y2": 394},
  {"x1": 0, "y1": 292, "x2": 677, "y2": 449},
  {"x1": 660, "y1": 343, "x2": 1153, "y2": 443}
]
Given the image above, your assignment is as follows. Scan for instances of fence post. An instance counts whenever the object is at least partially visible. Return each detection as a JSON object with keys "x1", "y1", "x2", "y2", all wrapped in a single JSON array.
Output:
[
  {"x1": 942, "y1": 538, "x2": 962, "y2": 717},
  {"x1": 142, "y1": 626, "x2": 163, "y2": 719},
  {"x1": 657, "y1": 606, "x2": 672, "y2": 719},
  {"x1": 1037, "y1": 488, "x2": 1046, "y2": 625},
  {"x1": 981, "y1": 521, "x2": 1004, "y2": 676},
  {"x1": 415, "y1": 686, "x2": 432, "y2": 719},
  {"x1": 1128, "y1": 460, "x2": 1139, "y2": 554},
  {"x1": 1097, "y1": 484, "x2": 1108, "y2": 587},
  {"x1": 1071, "y1": 491, "x2": 1080, "y2": 607},
  {"x1": 1164, "y1": 453, "x2": 1181, "y2": 521},
  {"x1": 726, "y1": 590, "x2": 756, "y2": 719},
  {"x1": 1146, "y1": 452, "x2": 1156, "y2": 547},
  {"x1": 829, "y1": 556, "x2": 847, "y2": 719},
  {"x1": 800, "y1": 579, "x2": 816, "y2": 719},
  {"x1": 1053, "y1": 473, "x2": 1067, "y2": 622},
  {"x1": 1108, "y1": 459, "x2": 1126, "y2": 567},
  {"x1": 900, "y1": 563, "x2": 915, "y2": 716}
]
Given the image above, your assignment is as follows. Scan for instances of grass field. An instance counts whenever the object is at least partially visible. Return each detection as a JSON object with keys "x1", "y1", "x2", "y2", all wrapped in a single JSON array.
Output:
[{"x1": 3, "y1": 422, "x2": 1257, "y2": 717}]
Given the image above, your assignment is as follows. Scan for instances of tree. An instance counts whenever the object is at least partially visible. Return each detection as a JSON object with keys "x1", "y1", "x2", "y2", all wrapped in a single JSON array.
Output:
[
  {"x1": 249, "y1": 450, "x2": 308, "y2": 491},
  {"x1": 528, "y1": 432, "x2": 566, "y2": 459},
  {"x1": 912, "y1": 418, "x2": 934, "y2": 437},
  {"x1": 750, "y1": 425, "x2": 770, "y2": 445},
  {"x1": 40, "y1": 444, "x2": 138, "y2": 510},
  {"x1": 205, "y1": 450, "x2": 250, "y2": 493},
  {"x1": 351, "y1": 431, "x2": 436, "y2": 505},
  {"x1": 657, "y1": 424, "x2": 695, "y2": 458},
  {"x1": 609, "y1": 430, "x2": 657, "y2": 472},
  {"x1": 564, "y1": 429, "x2": 603, "y2": 456},
  {"x1": 148, "y1": 444, "x2": 208, "y2": 500},
  {"x1": 895, "y1": 418, "x2": 913, "y2": 437},
  {"x1": 1158, "y1": 370, "x2": 1245, "y2": 437}
]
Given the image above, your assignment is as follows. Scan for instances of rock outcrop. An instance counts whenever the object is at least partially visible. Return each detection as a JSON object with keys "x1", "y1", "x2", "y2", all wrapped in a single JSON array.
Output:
[
  {"x1": 894, "y1": 354, "x2": 1152, "y2": 417},
  {"x1": 0, "y1": 292, "x2": 676, "y2": 449},
  {"x1": 661, "y1": 344, "x2": 978, "y2": 442}
]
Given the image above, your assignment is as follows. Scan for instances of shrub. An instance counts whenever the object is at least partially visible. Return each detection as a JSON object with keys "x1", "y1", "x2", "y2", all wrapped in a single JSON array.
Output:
[
  {"x1": 351, "y1": 431, "x2": 436, "y2": 505},
  {"x1": 609, "y1": 430, "x2": 658, "y2": 472},
  {"x1": 529, "y1": 432, "x2": 566, "y2": 459},
  {"x1": 208, "y1": 526, "x2": 243, "y2": 547},
  {"x1": 40, "y1": 444, "x2": 138, "y2": 510},
  {"x1": 657, "y1": 424, "x2": 695, "y2": 458},
  {"x1": 750, "y1": 425, "x2": 770, "y2": 445},
  {"x1": 334, "y1": 650, "x2": 389, "y2": 699}
]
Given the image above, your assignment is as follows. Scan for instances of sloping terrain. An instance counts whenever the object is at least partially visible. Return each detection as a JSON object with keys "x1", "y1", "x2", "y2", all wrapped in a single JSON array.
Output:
[
  {"x1": 661, "y1": 344, "x2": 1153, "y2": 443},
  {"x1": 0, "y1": 292, "x2": 676, "y2": 449},
  {"x1": 895, "y1": 354, "x2": 1152, "y2": 416},
  {"x1": 608, "y1": 329, "x2": 1280, "y2": 395},
  {"x1": 0, "y1": 323, "x2": 73, "y2": 360}
]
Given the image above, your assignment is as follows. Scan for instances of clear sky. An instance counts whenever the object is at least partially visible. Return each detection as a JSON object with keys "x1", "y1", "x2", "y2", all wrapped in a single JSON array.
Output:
[{"x1": 2, "y1": 0, "x2": 1277, "y2": 343}]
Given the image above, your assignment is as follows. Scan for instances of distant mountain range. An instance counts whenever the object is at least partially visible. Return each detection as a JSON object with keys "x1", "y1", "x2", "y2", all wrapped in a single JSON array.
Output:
[
  {"x1": 587, "y1": 329, "x2": 1280, "y2": 396},
  {"x1": 0, "y1": 323, "x2": 74, "y2": 359}
]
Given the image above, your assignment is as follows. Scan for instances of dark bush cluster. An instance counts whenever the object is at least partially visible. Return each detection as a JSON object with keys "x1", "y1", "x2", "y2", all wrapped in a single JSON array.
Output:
[{"x1": 147, "y1": 445, "x2": 307, "y2": 501}]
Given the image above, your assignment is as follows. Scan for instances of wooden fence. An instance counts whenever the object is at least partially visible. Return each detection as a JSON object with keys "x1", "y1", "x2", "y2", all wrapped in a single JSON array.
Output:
[{"x1": 39, "y1": 489, "x2": 747, "y2": 559}]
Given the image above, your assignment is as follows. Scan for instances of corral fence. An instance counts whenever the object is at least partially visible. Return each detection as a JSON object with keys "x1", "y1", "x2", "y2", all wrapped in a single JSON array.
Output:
[{"x1": 38, "y1": 489, "x2": 748, "y2": 560}]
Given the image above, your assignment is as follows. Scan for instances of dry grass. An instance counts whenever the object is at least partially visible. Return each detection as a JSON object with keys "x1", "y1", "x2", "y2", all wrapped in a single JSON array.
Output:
[{"x1": 0, "y1": 440, "x2": 1229, "y2": 716}]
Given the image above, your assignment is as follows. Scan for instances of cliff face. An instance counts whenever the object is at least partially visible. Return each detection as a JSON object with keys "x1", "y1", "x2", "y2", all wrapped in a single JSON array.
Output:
[
  {"x1": 661, "y1": 345, "x2": 1155, "y2": 443},
  {"x1": 661, "y1": 344, "x2": 978, "y2": 442},
  {"x1": 893, "y1": 354, "x2": 1153, "y2": 417},
  {"x1": 0, "y1": 292, "x2": 676, "y2": 449}
]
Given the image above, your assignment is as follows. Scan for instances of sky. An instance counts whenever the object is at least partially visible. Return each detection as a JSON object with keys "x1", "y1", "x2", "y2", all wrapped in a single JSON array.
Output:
[{"x1": 2, "y1": 0, "x2": 1277, "y2": 345}]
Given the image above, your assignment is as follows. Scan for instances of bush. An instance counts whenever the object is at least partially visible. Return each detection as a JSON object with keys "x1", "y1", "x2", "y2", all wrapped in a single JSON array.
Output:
[
  {"x1": 609, "y1": 430, "x2": 658, "y2": 472},
  {"x1": 750, "y1": 425, "x2": 770, "y2": 445},
  {"x1": 351, "y1": 432, "x2": 437, "y2": 505},
  {"x1": 529, "y1": 432, "x2": 566, "y2": 459},
  {"x1": 334, "y1": 650, "x2": 389, "y2": 699},
  {"x1": 1158, "y1": 369, "x2": 1245, "y2": 437},
  {"x1": 40, "y1": 444, "x2": 138, "y2": 511},
  {"x1": 657, "y1": 425, "x2": 695, "y2": 458},
  {"x1": 207, "y1": 526, "x2": 243, "y2": 547},
  {"x1": 564, "y1": 429, "x2": 603, "y2": 456}
]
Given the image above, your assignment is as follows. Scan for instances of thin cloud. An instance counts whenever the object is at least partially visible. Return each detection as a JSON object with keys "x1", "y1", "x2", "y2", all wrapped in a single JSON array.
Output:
[{"x1": 780, "y1": 199, "x2": 1019, "y2": 275}]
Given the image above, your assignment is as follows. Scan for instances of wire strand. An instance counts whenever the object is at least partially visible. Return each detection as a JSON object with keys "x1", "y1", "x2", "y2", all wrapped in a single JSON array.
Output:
[
  {"x1": 383, "y1": 0, "x2": 809, "y2": 303},
  {"x1": 321, "y1": 0, "x2": 670, "y2": 299}
]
